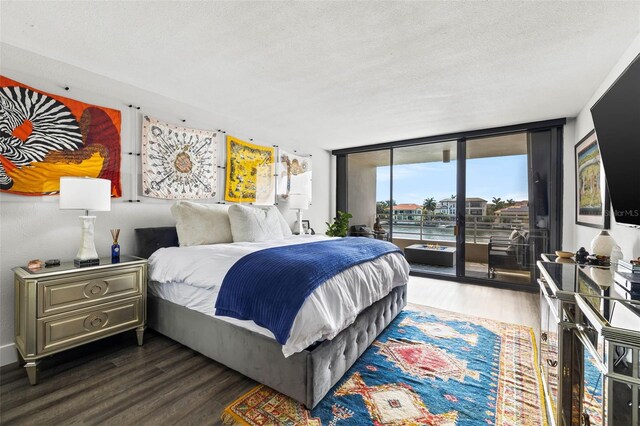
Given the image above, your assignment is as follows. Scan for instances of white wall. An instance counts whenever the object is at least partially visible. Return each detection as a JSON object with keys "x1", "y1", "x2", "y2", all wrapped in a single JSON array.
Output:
[
  {"x1": 562, "y1": 34, "x2": 640, "y2": 258},
  {"x1": 0, "y1": 44, "x2": 332, "y2": 365}
]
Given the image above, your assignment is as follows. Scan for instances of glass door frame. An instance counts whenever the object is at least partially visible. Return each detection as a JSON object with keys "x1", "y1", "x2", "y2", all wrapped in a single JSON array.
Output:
[
  {"x1": 455, "y1": 138, "x2": 466, "y2": 278},
  {"x1": 334, "y1": 118, "x2": 565, "y2": 291}
]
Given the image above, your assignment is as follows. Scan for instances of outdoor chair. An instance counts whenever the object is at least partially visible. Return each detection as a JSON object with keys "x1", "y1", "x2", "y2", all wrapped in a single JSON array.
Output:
[
  {"x1": 487, "y1": 230, "x2": 530, "y2": 278},
  {"x1": 348, "y1": 225, "x2": 375, "y2": 238}
]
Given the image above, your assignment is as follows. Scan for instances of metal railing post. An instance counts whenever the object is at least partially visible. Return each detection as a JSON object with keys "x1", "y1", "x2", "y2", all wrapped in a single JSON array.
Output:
[{"x1": 473, "y1": 216, "x2": 477, "y2": 244}]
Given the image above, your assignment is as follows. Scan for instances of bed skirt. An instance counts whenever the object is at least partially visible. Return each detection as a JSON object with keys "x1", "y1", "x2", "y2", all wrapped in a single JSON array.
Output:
[{"x1": 147, "y1": 283, "x2": 407, "y2": 409}]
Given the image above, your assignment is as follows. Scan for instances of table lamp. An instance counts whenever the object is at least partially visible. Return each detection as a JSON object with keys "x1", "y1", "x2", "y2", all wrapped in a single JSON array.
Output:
[
  {"x1": 288, "y1": 193, "x2": 309, "y2": 235},
  {"x1": 59, "y1": 177, "x2": 111, "y2": 266}
]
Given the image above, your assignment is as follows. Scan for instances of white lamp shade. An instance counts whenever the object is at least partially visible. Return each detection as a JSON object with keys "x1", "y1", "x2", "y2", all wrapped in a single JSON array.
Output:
[
  {"x1": 288, "y1": 193, "x2": 309, "y2": 210},
  {"x1": 59, "y1": 177, "x2": 111, "y2": 212}
]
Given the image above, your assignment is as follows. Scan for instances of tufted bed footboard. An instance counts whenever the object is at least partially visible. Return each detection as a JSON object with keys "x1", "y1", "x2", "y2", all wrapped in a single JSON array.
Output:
[
  {"x1": 137, "y1": 226, "x2": 408, "y2": 409},
  {"x1": 147, "y1": 283, "x2": 407, "y2": 409},
  {"x1": 304, "y1": 283, "x2": 407, "y2": 407}
]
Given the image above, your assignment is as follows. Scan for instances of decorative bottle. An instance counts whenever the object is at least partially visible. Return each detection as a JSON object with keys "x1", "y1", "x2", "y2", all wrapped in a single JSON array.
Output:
[{"x1": 110, "y1": 229, "x2": 121, "y2": 263}]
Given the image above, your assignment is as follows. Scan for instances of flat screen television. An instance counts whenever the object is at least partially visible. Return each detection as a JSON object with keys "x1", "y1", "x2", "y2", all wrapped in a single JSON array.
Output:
[{"x1": 591, "y1": 53, "x2": 640, "y2": 227}]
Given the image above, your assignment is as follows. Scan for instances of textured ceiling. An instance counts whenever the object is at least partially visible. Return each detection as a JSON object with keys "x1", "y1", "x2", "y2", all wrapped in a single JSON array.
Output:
[{"x1": 1, "y1": 1, "x2": 639, "y2": 150}]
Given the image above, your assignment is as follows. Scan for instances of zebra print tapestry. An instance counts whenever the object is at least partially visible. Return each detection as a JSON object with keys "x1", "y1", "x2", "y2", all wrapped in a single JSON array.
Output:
[
  {"x1": 141, "y1": 116, "x2": 218, "y2": 199},
  {"x1": 0, "y1": 76, "x2": 121, "y2": 196}
]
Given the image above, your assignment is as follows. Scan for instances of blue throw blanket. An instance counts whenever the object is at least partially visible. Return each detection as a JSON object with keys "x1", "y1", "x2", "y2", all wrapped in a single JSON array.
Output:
[{"x1": 215, "y1": 237, "x2": 401, "y2": 345}]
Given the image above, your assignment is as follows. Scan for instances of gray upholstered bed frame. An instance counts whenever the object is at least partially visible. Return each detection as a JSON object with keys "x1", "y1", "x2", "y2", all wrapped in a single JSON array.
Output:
[{"x1": 135, "y1": 227, "x2": 407, "y2": 409}]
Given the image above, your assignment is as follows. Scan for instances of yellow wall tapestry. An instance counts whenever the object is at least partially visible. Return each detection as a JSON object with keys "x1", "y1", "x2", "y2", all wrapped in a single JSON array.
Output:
[{"x1": 225, "y1": 136, "x2": 275, "y2": 203}]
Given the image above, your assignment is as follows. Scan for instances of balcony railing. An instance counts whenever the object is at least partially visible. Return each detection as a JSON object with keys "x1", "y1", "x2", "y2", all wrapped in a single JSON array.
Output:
[{"x1": 375, "y1": 213, "x2": 528, "y2": 243}]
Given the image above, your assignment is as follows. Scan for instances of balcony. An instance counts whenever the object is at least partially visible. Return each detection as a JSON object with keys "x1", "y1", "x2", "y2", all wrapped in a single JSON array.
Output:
[{"x1": 376, "y1": 213, "x2": 532, "y2": 284}]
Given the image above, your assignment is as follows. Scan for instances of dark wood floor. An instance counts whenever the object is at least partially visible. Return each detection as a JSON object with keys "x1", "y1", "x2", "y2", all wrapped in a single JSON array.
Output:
[
  {"x1": 0, "y1": 330, "x2": 256, "y2": 425},
  {"x1": 0, "y1": 280, "x2": 540, "y2": 425}
]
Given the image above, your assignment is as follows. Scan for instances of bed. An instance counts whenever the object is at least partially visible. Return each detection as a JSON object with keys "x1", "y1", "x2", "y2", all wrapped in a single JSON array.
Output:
[{"x1": 135, "y1": 222, "x2": 408, "y2": 408}]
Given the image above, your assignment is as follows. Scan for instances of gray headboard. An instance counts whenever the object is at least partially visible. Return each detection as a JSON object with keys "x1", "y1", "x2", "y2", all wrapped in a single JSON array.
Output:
[{"x1": 134, "y1": 227, "x2": 179, "y2": 259}]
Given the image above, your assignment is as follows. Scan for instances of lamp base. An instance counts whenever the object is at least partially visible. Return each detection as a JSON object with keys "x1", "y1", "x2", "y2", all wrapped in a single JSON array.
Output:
[
  {"x1": 74, "y1": 258, "x2": 100, "y2": 267},
  {"x1": 297, "y1": 209, "x2": 304, "y2": 235},
  {"x1": 76, "y1": 215, "x2": 99, "y2": 264}
]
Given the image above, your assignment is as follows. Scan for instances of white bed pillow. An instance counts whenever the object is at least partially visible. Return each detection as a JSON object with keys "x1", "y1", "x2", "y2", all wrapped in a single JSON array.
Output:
[
  {"x1": 171, "y1": 201, "x2": 233, "y2": 246},
  {"x1": 228, "y1": 204, "x2": 285, "y2": 242},
  {"x1": 260, "y1": 205, "x2": 293, "y2": 237}
]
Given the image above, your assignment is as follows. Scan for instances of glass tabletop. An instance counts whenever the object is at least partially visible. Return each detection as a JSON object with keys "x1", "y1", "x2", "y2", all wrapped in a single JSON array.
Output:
[{"x1": 538, "y1": 260, "x2": 640, "y2": 303}]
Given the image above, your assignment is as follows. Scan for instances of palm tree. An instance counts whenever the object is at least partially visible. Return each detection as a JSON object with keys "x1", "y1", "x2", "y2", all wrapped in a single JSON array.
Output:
[
  {"x1": 422, "y1": 197, "x2": 437, "y2": 212},
  {"x1": 488, "y1": 197, "x2": 506, "y2": 217},
  {"x1": 506, "y1": 198, "x2": 516, "y2": 207},
  {"x1": 422, "y1": 197, "x2": 436, "y2": 223},
  {"x1": 376, "y1": 200, "x2": 396, "y2": 219},
  {"x1": 491, "y1": 197, "x2": 506, "y2": 211}
]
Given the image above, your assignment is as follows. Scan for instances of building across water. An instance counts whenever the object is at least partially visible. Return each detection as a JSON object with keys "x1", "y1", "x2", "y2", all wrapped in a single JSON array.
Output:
[{"x1": 435, "y1": 197, "x2": 488, "y2": 216}]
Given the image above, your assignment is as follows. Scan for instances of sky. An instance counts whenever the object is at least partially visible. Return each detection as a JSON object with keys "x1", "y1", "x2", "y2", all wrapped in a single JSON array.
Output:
[{"x1": 376, "y1": 155, "x2": 528, "y2": 204}]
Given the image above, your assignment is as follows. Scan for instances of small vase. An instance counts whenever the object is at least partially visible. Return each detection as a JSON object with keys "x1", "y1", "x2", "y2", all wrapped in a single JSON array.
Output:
[{"x1": 590, "y1": 230, "x2": 616, "y2": 257}]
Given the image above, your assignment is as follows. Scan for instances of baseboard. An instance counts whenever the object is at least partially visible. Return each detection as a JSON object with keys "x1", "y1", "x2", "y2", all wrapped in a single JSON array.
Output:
[{"x1": 0, "y1": 342, "x2": 18, "y2": 366}]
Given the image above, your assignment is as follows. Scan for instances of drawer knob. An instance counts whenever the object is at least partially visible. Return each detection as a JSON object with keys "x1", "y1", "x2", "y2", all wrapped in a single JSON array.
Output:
[
  {"x1": 84, "y1": 281, "x2": 108, "y2": 299},
  {"x1": 84, "y1": 312, "x2": 109, "y2": 331}
]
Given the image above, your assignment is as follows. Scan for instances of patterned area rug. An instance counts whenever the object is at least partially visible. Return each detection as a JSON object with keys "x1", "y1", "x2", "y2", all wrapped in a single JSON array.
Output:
[{"x1": 221, "y1": 304, "x2": 547, "y2": 425}]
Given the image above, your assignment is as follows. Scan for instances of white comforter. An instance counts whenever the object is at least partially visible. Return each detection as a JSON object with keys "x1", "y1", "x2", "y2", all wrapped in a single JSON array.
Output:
[{"x1": 148, "y1": 235, "x2": 410, "y2": 357}]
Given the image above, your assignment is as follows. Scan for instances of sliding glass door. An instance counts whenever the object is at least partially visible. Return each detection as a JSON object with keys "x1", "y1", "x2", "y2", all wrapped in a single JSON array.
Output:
[
  {"x1": 336, "y1": 120, "x2": 563, "y2": 289},
  {"x1": 391, "y1": 142, "x2": 458, "y2": 276},
  {"x1": 464, "y1": 133, "x2": 531, "y2": 284}
]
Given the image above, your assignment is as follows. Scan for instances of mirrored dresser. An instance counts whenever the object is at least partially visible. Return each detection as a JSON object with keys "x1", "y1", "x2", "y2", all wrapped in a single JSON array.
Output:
[{"x1": 537, "y1": 256, "x2": 640, "y2": 426}]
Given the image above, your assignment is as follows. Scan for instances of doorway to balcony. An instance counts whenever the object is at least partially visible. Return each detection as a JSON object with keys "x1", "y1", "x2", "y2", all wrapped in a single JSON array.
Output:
[
  {"x1": 389, "y1": 142, "x2": 459, "y2": 277},
  {"x1": 464, "y1": 133, "x2": 531, "y2": 285},
  {"x1": 335, "y1": 120, "x2": 563, "y2": 290}
]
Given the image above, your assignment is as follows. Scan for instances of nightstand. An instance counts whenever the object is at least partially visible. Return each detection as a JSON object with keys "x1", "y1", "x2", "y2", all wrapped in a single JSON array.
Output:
[{"x1": 13, "y1": 255, "x2": 147, "y2": 384}]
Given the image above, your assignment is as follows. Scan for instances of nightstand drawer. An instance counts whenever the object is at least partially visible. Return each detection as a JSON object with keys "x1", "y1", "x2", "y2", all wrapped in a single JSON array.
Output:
[
  {"x1": 38, "y1": 266, "x2": 143, "y2": 316},
  {"x1": 37, "y1": 296, "x2": 143, "y2": 355}
]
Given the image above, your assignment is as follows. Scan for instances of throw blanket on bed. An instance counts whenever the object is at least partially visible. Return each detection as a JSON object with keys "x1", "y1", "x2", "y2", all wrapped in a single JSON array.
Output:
[{"x1": 214, "y1": 237, "x2": 401, "y2": 344}]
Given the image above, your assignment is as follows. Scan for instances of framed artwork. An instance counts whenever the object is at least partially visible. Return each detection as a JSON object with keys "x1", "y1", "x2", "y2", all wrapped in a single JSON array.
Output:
[
  {"x1": 277, "y1": 150, "x2": 312, "y2": 202},
  {"x1": 141, "y1": 116, "x2": 218, "y2": 199},
  {"x1": 301, "y1": 220, "x2": 315, "y2": 235},
  {"x1": 225, "y1": 136, "x2": 275, "y2": 203},
  {"x1": 575, "y1": 130, "x2": 610, "y2": 229},
  {"x1": 0, "y1": 76, "x2": 121, "y2": 196}
]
